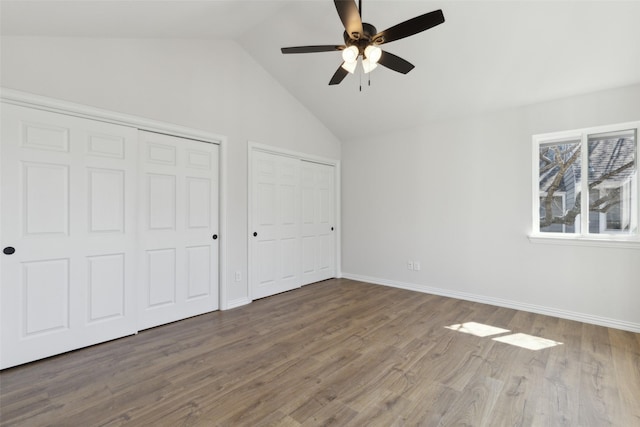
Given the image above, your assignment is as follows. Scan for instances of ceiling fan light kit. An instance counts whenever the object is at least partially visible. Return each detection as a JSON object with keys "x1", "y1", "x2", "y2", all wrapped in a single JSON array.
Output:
[
  {"x1": 361, "y1": 57, "x2": 377, "y2": 74},
  {"x1": 364, "y1": 45, "x2": 382, "y2": 64},
  {"x1": 281, "y1": 0, "x2": 445, "y2": 85},
  {"x1": 341, "y1": 60, "x2": 358, "y2": 74},
  {"x1": 341, "y1": 45, "x2": 359, "y2": 64}
]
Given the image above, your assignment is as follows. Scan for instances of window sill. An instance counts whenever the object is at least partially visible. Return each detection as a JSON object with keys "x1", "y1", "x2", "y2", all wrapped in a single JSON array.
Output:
[{"x1": 528, "y1": 234, "x2": 640, "y2": 249}]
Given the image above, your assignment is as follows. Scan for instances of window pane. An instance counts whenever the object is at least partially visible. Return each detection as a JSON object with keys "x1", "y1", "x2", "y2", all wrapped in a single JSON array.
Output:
[
  {"x1": 538, "y1": 141, "x2": 581, "y2": 233},
  {"x1": 587, "y1": 130, "x2": 637, "y2": 234}
]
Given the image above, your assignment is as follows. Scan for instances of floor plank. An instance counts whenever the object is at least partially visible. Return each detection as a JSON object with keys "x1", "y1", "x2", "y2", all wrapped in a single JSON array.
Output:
[{"x1": 1, "y1": 279, "x2": 638, "y2": 426}]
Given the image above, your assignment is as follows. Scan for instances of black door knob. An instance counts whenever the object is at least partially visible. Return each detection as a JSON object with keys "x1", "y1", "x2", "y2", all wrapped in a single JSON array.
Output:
[
  {"x1": 212, "y1": 234, "x2": 218, "y2": 240},
  {"x1": 3, "y1": 247, "x2": 15, "y2": 255},
  {"x1": 253, "y1": 232, "x2": 258, "y2": 237},
  {"x1": 331, "y1": 227, "x2": 334, "y2": 231}
]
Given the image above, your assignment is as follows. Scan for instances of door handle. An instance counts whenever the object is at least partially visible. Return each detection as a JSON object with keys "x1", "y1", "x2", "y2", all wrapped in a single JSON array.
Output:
[
  {"x1": 212, "y1": 234, "x2": 218, "y2": 240},
  {"x1": 3, "y1": 247, "x2": 16, "y2": 255},
  {"x1": 253, "y1": 232, "x2": 258, "y2": 237}
]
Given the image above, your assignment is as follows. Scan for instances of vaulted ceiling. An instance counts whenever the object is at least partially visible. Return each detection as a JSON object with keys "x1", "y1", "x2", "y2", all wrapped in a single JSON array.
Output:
[{"x1": 3, "y1": 1, "x2": 640, "y2": 141}]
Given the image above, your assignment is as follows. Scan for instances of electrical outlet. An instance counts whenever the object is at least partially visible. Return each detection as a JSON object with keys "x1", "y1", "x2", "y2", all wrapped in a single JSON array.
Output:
[
  {"x1": 407, "y1": 261, "x2": 413, "y2": 270},
  {"x1": 235, "y1": 271, "x2": 242, "y2": 282},
  {"x1": 414, "y1": 261, "x2": 421, "y2": 271}
]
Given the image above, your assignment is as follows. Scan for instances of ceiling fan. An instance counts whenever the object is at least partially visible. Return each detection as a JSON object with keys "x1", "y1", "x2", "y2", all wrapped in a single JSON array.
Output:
[{"x1": 281, "y1": 0, "x2": 445, "y2": 85}]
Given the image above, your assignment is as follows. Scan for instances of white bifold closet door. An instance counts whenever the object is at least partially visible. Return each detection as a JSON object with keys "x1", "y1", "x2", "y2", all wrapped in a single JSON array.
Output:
[
  {"x1": 137, "y1": 131, "x2": 219, "y2": 330},
  {"x1": 0, "y1": 104, "x2": 138, "y2": 369},
  {"x1": 300, "y1": 160, "x2": 336, "y2": 285}
]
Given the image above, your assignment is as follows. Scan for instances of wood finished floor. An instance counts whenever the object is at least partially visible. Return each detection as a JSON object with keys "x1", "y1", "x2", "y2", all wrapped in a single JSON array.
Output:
[{"x1": 1, "y1": 278, "x2": 639, "y2": 426}]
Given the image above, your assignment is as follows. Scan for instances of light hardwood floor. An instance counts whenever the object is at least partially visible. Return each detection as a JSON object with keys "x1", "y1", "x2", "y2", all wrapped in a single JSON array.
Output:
[{"x1": 1, "y1": 279, "x2": 639, "y2": 426}]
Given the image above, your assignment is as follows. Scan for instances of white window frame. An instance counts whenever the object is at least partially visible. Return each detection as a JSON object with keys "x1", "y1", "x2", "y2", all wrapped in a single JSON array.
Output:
[{"x1": 530, "y1": 121, "x2": 640, "y2": 249}]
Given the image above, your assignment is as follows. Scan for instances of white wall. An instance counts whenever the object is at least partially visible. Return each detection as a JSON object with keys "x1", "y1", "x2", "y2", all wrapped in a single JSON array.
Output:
[
  {"x1": 342, "y1": 84, "x2": 640, "y2": 331},
  {"x1": 0, "y1": 36, "x2": 341, "y2": 306}
]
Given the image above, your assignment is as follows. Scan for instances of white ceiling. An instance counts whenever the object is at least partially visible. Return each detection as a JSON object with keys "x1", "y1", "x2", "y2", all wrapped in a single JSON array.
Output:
[{"x1": 2, "y1": 0, "x2": 640, "y2": 141}]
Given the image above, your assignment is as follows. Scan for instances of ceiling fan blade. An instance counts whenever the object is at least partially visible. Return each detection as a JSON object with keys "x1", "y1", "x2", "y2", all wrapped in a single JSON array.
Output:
[
  {"x1": 373, "y1": 9, "x2": 444, "y2": 45},
  {"x1": 378, "y1": 51, "x2": 415, "y2": 74},
  {"x1": 334, "y1": 0, "x2": 363, "y2": 40},
  {"x1": 281, "y1": 45, "x2": 345, "y2": 54},
  {"x1": 329, "y1": 64, "x2": 349, "y2": 85}
]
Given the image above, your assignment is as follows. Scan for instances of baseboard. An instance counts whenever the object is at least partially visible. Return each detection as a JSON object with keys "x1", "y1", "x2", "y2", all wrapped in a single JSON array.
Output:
[
  {"x1": 224, "y1": 297, "x2": 252, "y2": 310},
  {"x1": 341, "y1": 273, "x2": 640, "y2": 333}
]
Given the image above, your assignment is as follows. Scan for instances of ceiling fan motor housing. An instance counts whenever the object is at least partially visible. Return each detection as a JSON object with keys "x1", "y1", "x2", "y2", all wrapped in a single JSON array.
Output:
[{"x1": 343, "y1": 23, "x2": 379, "y2": 54}]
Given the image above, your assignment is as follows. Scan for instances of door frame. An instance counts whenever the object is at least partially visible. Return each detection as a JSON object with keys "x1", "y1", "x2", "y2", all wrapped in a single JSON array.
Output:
[
  {"x1": 0, "y1": 88, "x2": 230, "y2": 310},
  {"x1": 247, "y1": 141, "x2": 341, "y2": 301}
]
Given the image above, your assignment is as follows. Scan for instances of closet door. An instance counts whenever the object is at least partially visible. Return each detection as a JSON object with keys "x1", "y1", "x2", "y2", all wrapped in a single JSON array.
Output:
[
  {"x1": 300, "y1": 161, "x2": 336, "y2": 285},
  {"x1": 138, "y1": 131, "x2": 219, "y2": 330},
  {"x1": 0, "y1": 104, "x2": 138, "y2": 369},
  {"x1": 250, "y1": 151, "x2": 300, "y2": 299}
]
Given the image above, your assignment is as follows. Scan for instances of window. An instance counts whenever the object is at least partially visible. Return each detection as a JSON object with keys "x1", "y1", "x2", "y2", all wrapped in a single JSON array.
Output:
[{"x1": 532, "y1": 122, "x2": 639, "y2": 245}]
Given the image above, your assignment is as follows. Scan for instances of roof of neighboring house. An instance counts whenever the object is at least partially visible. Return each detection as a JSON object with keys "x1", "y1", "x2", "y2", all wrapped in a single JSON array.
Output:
[
  {"x1": 581, "y1": 137, "x2": 636, "y2": 187},
  {"x1": 539, "y1": 137, "x2": 636, "y2": 193}
]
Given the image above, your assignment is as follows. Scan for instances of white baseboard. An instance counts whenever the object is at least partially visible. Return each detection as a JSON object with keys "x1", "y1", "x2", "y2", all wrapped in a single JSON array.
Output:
[
  {"x1": 224, "y1": 297, "x2": 252, "y2": 310},
  {"x1": 341, "y1": 273, "x2": 640, "y2": 333}
]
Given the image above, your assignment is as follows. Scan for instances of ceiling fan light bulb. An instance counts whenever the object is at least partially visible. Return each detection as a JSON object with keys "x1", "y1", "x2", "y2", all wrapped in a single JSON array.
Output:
[
  {"x1": 362, "y1": 58, "x2": 378, "y2": 74},
  {"x1": 342, "y1": 45, "x2": 359, "y2": 63},
  {"x1": 364, "y1": 45, "x2": 382, "y2": 64},
  {"x1": 341, "y1": 60, "x2": 357, "y2": 74}
]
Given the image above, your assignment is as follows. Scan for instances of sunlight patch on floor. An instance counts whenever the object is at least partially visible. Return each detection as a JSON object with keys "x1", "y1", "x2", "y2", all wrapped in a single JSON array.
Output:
[
  {"x1": 444, "y1": 322, "x2": 511, "y2": 337},
  {"x1": 445, "y1": 322, "x2": 563, "y2": 351},
  {"x1": 492, "y1": 333, "x2": 563, "y2": 350}
]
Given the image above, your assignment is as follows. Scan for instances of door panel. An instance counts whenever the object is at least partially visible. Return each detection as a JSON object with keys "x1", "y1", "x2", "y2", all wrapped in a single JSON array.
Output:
[
  {"x1": 186, "y1": 245, "x2": 211, "y2": 299},
  {"x1": 251, "y1": 151, "x2": 300, "y2": 299},
  {"x1": 88, "y1": 168, "x2": 125, "y2": 232},
  {"x1": 147, "y1": 248, "x2": 177, "y2": 307},
  {"x1": 87, "y1": 254, "x2": 125, "y2": 322},
  {"x1": 186, "y1": 178, "x2": 211, "y2": 228},
  {"x1": 23, "y1": 162, "x2": 69, "y2": 235},
  {"x1": 22, "y1": 258, "x2": 70, "y2": 335},
  {"x1": 1, "y1": 104, "x2": 138, "y2": 369},
  {"x1": 300, "y1": 161, "x2": 336, "y2": 285},
  {"x1": 137, "y1": 131, "x2": 219, "y2": 330},
  {"x1": 148, "y1": 174, "x2": 176, "y2": 230},
  {"x1": 21, "y1": 121, "x2": 69, "y2": 152}
]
